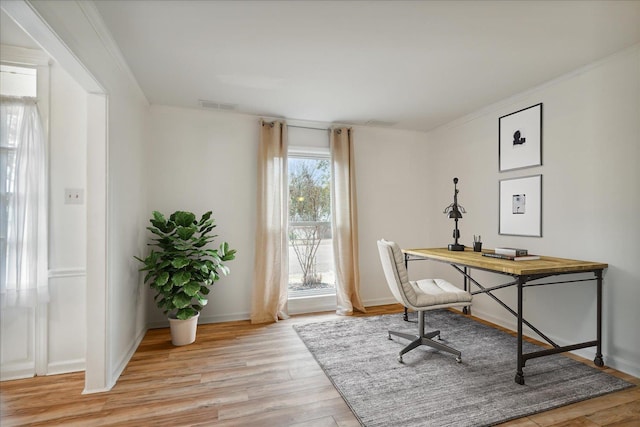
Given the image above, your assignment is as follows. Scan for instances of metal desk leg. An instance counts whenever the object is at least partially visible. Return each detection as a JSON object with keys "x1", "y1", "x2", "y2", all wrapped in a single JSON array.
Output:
[
  {"x1": 403, "y1": 254, "x2": 409, "y2": 322},
  {"x1": 515, "y1": 277, "x2": 525, "y2": 385},
  {"x1": 462, "y1": 267, "x2": 470, "y2": 315},
  {"x1": 594, "y1": 270, "x2": 604, "y2": 367}
]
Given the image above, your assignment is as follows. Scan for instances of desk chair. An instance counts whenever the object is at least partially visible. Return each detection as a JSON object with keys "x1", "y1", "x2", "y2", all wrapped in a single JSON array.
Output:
[{"x1": 377, "y1": 239, "x2": 473, "y2": 363}]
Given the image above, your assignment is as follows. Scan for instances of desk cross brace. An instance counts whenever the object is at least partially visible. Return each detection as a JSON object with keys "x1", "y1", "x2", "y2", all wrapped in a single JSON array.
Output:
[
  {"x1": 452, "y1": 265, "x2": 559, "y2": 349},
  {"x1": 452, "y1": 265, "x2": 604, "y2": 385}
]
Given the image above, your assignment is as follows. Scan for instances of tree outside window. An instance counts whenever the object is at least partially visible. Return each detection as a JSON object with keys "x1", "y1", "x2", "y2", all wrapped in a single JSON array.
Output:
[{"x1": 288, "y1": 157, "x2": 334, "y2": 290}]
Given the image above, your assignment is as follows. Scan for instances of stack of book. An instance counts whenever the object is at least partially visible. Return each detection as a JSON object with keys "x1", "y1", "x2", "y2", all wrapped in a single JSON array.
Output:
[{"x1": 482, "y1": 247, "x2": 540, "y2": 261}]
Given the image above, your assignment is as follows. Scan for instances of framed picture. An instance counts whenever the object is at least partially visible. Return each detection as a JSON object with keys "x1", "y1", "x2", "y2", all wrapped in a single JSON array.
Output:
[
  {"x1": 499, "y1": 174, "x2": 542, "y2": 237},
  {"x1": 499, "y1": 103, "x2": 542, "y2": 172}
]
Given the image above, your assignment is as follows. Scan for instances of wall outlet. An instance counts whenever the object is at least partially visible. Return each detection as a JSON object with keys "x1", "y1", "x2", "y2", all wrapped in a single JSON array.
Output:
[{"x1": 64, "y1": 188, "x2": 84, "y2": 205}]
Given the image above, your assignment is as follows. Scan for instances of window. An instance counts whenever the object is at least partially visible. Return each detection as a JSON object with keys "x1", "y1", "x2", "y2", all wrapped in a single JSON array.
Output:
[
  {"x1": 1, "y1": 62, "x2": 46, "y2": 306},
  {"x1": 1, "y1": 64, "x2": 39, "y2": 289},
  {"x1": 0, "y1": 64, "x2": 37, "y2": 97},
  {"x1": 287, "y1": 127, "x2": 335, "y2": 298}
]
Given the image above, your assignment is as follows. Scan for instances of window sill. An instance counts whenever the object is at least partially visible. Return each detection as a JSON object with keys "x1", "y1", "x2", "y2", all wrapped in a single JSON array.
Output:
[
  {"x1": 288, "y1": 287, "x2": 336, "y2": 299},
  {"x1": 288, "y1": 291, "x2": 336, "y2": 315}
]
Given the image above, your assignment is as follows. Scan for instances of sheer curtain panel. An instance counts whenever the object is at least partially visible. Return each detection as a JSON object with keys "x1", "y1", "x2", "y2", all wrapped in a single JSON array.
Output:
[
  {"x1": 330, "y1": 128, "x2": 365, "y2": 315},
  {"x1": 0, "y1": 97, "x2": 48, "y2": 307},
  {"x1": 251, "y1": 120, "x2": 289, "y2": 324}
]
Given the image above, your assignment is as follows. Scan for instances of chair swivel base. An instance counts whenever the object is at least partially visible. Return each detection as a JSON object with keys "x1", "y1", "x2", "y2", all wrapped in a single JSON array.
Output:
[{"x1": 388, "y1": 329, "x2": 462, "y2": 363}]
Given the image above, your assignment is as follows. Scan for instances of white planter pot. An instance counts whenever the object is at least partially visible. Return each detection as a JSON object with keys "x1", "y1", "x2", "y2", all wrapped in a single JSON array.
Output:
[{"x1": 168, "y1": 312, "x2": 199, "y2": 346}]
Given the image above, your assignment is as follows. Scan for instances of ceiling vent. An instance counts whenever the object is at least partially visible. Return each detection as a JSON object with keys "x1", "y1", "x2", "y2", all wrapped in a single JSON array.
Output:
[
  {"x1": 365, "y1": 119, "x2": 397, "y2": 127},
  {"x1": 199, "y1": 100, "x2": 237, "y2": 111}
]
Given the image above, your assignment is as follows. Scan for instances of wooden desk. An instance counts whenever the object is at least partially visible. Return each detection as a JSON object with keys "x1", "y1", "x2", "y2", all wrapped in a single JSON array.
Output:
[{"x1": 402, "y1": 247, "x2": 608, "y2": 385}]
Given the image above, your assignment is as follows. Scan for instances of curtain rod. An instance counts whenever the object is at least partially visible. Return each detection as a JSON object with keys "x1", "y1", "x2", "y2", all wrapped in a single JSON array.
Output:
[
  {"x1": 287, "y1": 124, "x2": 329, "y2": 131},
  {"x1": 261, "y1": 118, "x2": 350, "y2": 131},
  {"x1": 1, "y1": 95, "x2": 38, "y2": 103}
]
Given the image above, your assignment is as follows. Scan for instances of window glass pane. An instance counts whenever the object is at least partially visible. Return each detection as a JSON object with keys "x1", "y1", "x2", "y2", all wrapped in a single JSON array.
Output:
[
  {"x1": 1, "y1": 64, "x2": 38, "y2": 279},
  {"x1": 288, "y1": 155, "x2": 335, "y2": 297}
]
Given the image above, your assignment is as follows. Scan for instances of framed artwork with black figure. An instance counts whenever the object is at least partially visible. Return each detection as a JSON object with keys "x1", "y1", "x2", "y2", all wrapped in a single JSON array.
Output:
[{"x1": 499, "y1": 103, "x2": 542, "y2": 172}]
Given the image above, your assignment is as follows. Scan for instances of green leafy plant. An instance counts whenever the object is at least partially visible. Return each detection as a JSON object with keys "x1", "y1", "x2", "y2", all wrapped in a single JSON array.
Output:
[{"x1": 135, "y1": 210, "x2": 236, "y2": 320}]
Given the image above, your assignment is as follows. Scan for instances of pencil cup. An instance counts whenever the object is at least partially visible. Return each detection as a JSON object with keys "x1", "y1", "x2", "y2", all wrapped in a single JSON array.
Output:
[{"x1": 473, "y1": 242, "x2": 482, "y2": 252}]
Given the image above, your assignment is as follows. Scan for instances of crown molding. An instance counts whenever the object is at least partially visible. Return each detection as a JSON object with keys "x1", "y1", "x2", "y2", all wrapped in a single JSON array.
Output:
[{"x1": 75, "y1": 0, "x2": 148, "y2": 104}]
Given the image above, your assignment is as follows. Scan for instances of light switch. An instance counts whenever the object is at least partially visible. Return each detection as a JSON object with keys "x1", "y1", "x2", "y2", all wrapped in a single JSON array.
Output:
[{"x1": 64, "y1": 188, "x2": 84, "y2": 205}]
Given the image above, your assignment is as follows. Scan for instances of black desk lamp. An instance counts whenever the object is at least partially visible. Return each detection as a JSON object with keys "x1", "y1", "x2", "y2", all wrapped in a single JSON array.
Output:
[{"x1": 443, "y1": 177, "x2": 466, "y2": 251}]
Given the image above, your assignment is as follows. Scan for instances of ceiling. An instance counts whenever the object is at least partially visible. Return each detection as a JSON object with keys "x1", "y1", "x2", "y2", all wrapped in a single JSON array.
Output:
[
  {"x1": 1, "y1": 9, "x2": 40, "y2": 50},
  {"x1": 5, "y1": 1, "x2": 640, "y2": 132}
]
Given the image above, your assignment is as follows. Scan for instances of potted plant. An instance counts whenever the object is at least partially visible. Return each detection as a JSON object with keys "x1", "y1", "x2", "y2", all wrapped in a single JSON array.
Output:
[{"x1": 135, "y1": 210, "x2": 236, "y2": 346}]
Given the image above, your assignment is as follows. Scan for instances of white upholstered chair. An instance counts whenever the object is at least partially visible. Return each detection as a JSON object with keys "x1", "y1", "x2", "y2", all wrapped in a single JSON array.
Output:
[{"x1": 377, "y1": 239, "x2": 473, "y2": 363}]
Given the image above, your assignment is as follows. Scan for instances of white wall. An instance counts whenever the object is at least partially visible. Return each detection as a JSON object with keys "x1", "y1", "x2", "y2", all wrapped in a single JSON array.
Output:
[
  {"x1": 146, "y1": 107, "x2": 434, "y2": 325},
  {"x1": 423, "y1": 45, "x2": 640, "y2": 376},
  {"x1": 353, "y1": 126, "x2": 435, "y2": 304},
  {"x1": 146, "y1": 106, "x2": 258, "y2": 326},
  {"x1": 47, "y1": 60, "x2": 87, "y2": 374},
  {"x1": 107, "y1": 88, "x2": 149, "y2": 384}
]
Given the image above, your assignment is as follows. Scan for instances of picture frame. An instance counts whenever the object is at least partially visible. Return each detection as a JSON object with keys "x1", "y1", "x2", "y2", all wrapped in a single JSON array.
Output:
[
  {"x1": 499, "y1": 103, "x2": 542, "y2": 172},
  {"x1": 499, "y1": 174, "x2": 542, "y2": 237}
]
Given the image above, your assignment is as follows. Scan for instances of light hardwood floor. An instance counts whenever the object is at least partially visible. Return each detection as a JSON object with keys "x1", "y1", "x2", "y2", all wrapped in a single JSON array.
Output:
[{"x1": 1, "y1": 304, "x2": 638, "y2": 426}]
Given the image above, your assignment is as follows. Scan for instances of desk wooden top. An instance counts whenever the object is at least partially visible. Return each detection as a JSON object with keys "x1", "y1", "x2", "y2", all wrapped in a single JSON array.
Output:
[{"x1": 402, "y1": 247, "x2": 608, "y2": 276}]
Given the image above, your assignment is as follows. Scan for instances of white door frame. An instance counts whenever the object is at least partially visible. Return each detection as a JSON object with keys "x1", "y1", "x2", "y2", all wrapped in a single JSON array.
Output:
[{"x1": 1, "y1": 0, "x2": 109, "y2": 392}]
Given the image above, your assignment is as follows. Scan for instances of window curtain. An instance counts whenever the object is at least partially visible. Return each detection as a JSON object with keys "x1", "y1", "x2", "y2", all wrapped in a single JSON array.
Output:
[
  {"x1": 0, "y1": 97, "x2": 48, "y2": 307},
  {"x1": 251, "y1": 120, "x2": 289, "y2": 324},
  {"x1": 330, "y1": 128, "x2": 365, "y2": 315}
]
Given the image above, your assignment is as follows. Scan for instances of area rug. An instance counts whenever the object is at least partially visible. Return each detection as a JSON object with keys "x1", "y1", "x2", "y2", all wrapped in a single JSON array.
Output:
[{"x1": 293, "y1": 311, "x2": 634, "y2": 427}]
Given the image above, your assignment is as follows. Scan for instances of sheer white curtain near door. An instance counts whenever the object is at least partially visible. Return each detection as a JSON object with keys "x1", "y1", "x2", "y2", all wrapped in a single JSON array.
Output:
[
  {"x1": 0, "y1": 97, "x2": 48, "y2": 307},
  {"x1": 330, "y1": 128, "x2": 365, "y2": 315},
  {"x1": 251, "y1": 120, "x2": 289, "y2": 324}
]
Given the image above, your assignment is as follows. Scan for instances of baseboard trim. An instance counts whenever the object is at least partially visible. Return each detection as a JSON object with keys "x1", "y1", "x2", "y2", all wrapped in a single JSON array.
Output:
[
  {"x1": 199, "y1": 311, "x2": 253, "y2": 325},
  {"x1": 600, "y1": 353, "x2": 640, "y2": 378},
  {"x1": 363, "y1": 296, "x2": 397, "y2": 308},
  {"x1": 147, "y1": 298, "x2": 399, "y2": 329},
  {"x1": 469, "y1": 307, "x2": 640, "y2": 378},
  {"x1": 82, "y1": 385, "x2": 113, "y2": 395},
  {"x1": 0, "y1": 363, "x2": 34, "y2": 381},
  {"x1": 110, "y1": 326, "x2": 147, "y2": 386},
  {"x1": 147, "y1": 311, "x2": 252, "y2": 330},
  {"x1": 47, "y1": 359, "x2": 85, "y2": 375},
  {"x1": 83, "y1": 325, "x2": 147, "y2": 394}
]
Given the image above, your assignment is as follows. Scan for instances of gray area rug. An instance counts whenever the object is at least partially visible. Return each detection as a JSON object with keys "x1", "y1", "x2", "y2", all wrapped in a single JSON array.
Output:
[{"x1": 293, "y1": 311, "x2": 634, "y2": 427}]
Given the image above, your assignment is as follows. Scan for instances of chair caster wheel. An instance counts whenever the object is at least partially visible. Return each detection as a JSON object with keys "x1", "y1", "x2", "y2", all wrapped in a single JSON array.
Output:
[
  {"x1": 398, "y1": 356, "x2": 403, "y2": 363},
  {"x1": 594, "y1": 356, "x2": 604, "y2": 367},
  {"x1": 456, "y1": 357, "x2": 462, "y2": 363},
  {"x1": 515, "y1": 373, "x2": 525, "y2": 385}
]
